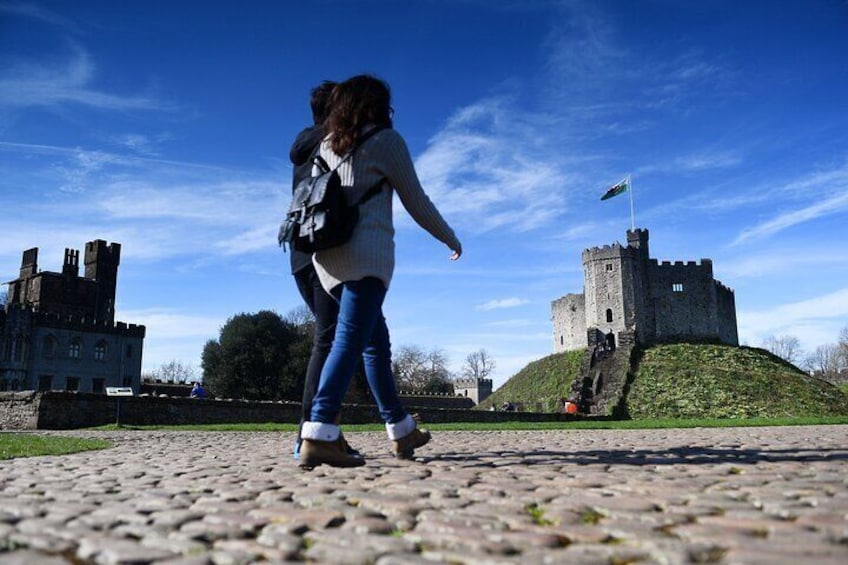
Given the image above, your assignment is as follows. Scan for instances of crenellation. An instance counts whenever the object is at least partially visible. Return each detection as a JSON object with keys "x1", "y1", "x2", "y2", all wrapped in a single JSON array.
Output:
[
  {"x1": 2, "y1": 240, "x2": 145, "y2": 394},
  {"x1": 453, "y1": 377, "x2": 493, "y2": 405},
  {"x1": 552, "y1": 227, "x2": 738, "y2": 350}
]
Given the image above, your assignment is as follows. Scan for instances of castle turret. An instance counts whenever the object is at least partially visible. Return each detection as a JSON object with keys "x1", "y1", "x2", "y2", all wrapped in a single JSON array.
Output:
[
  {"x1": 7, "y1": 248, "x2": 39, "y2": 309},
  {"x1": 84, "y1": 240, "x2": 121, "y2": 324},
  {"x1": 62, "y1": 248, "x2": 80, "y2": 278},
  {"x1": 626, "y1": 228, "x2": 649, "y2": 257},
  {"x1": 19, "y1": 248, "x2": 38, "y2": 279}
]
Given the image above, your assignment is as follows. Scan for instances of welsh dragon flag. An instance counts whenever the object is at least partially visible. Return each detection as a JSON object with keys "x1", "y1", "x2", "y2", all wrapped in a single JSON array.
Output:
[{"x1": 601, "y1": 177, "x2": 629, "y2": 201}]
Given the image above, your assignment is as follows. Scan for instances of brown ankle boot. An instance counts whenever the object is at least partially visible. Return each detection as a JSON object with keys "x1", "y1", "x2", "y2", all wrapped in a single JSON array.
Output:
[
  {"x1": 300, "y1": 437, "x2": 365, "y2": 469},
  {"x1": 393, "y1": 428, "x2": 431, "y2": 460}
]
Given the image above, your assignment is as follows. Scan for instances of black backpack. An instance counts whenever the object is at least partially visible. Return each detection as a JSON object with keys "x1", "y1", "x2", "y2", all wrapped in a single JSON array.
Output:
[{"x1": 278, "y1": 127, "x2": 385, "y2": 253}]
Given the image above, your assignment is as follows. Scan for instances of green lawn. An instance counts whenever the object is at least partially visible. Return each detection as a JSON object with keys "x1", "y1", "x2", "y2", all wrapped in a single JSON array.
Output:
[
  {"x1": 93, "y1": 415, "x2": 848, "y2": 433},
  {"x1": 0, "y1": 434, "x2": 112, "y2": 460}
]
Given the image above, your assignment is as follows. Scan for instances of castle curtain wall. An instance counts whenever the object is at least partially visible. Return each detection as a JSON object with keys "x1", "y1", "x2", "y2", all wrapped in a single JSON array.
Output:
[
  {"x1": 715, "y1": 283, "x2": 739, "y2": 345},
  {"x1": 649, "y1": 260, "x2": 722, "y2": 343},
  {"x1": 552, "y1": 294, "x2": 585, "y2": 352},
  {"x1": 1, "y1": 309, "x2": 145, "y2": 393}
]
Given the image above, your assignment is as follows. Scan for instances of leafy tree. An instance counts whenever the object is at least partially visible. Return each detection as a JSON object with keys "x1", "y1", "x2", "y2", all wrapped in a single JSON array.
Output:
[
  {"x1": 392, "y1": 345, "x2": 453, "y2": 393},
  {"x1": 461, "y1": 348, "x2": 496, "y2": 380},
  {"x1": 761, "y1": 334, "x2": 803, "y2": 366},
  {"x1": 202, "y1": 310, "x2": 305, "y2": 401},
  {"x1": 282, "y1": 305, "x2": 372, "y2": 404}
]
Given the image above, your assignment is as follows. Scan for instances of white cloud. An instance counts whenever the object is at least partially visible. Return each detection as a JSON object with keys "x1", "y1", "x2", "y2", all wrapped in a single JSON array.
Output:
[
  {"x1": 412, "y1": 97, "x2": 572, "y2": 234},
  {"x1": 0, "y1": 2, "x2": 82, "y2": 32},
  {"x1": 732, "y1": 190, "x2": 848, "y2": 245},
  {"x1": 476, "y1": 297, "x2": 530, "y2": 311},
  {"x1": 118, "y1": 308, "x2": 224, "y2": 339},
  {"x1": 108, "y1": 133, "x2": 173, "y2": 156},
  {"x1": 721, "y1": 248, "x2": 848, "y2": 280},
  {"x1": 0, "y1": 43, "x2": 167, "y2": 112},
  {"x1": 482, "y1": 318, "x2": 539, "y2": 328},
  {"x1": 0, "y1": 141, "x2": 288, "y2": 268},
  {"x1": 737, "y1": 287, "x2": 848, "y2": 351}
]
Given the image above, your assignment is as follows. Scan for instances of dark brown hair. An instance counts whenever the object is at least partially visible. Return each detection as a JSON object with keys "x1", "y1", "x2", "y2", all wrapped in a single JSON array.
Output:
[
  {"x1": 325, "y1": 74, "x2": 393, "y2": 154},
  {"x1": 310, "y1": 81, "x2": 337, "y2": 125}
]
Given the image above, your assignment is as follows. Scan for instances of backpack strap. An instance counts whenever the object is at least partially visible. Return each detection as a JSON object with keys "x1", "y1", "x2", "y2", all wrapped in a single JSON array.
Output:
[
  {"x1": 312, "y1": 154, "x2": 330, "y2": 173},
  {"x1": 321, "y1": 127, "x2": 388, "y2": 205},
  {"x1": 325, "y1": 126, "x2": 388, "y2": 173}
]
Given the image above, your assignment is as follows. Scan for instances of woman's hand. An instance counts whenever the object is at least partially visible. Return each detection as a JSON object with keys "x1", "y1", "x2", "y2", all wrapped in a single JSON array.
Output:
[{"x1": 450, "y1": 249, "x2": 462, "y2": 261}]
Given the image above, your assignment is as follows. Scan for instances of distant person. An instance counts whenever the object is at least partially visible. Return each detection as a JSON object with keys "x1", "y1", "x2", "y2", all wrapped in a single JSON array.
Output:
[
  {"x1": 190, "y1": 382, "x2": 205, "y2": 399},
  {"x1": 288, "y1": 80, "x2": 360, "y2": 462},
  {"x1": 298, "y1": 74, "x2": 462, "y2": 468}
]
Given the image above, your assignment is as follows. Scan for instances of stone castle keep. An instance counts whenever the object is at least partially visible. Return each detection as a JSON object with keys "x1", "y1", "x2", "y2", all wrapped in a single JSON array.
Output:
[
  {"x1": 0, "y1": 240, "x2": 145, "y2": 393},
  {"x1": 552, "y1": 228, "x2": 738, "y2": 351}
]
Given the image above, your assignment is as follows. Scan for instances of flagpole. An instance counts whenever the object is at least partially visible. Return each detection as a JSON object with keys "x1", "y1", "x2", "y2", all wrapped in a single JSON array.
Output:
[{"x1": 628, "y1": 174, "x2": 635, "y2": 230}]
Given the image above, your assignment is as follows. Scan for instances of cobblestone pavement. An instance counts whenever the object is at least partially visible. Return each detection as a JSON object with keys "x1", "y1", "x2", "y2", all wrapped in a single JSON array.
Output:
[{"x1": 1, "y1": 425, "x2": 847, "y2": 564}]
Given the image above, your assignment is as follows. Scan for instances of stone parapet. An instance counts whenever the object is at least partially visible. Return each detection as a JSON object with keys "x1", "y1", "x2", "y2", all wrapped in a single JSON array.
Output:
[{"x1": 0, "y1": 392, "x2": 574, "y2": 430}]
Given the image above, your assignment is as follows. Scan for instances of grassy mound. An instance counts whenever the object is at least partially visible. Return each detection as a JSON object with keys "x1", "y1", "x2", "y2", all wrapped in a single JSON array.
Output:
[
  {"x1": 476, "y1": 350, "x2": 583, "y2": 412},
  {"x1": 480, "y1": 343, "x2": 848, "y2": 419},
  {"x1": 624, "y1": 344, "x2": 848, "y2": 419}
]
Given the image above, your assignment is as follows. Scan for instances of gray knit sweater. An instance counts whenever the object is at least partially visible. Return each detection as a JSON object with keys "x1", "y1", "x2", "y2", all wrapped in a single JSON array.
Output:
[{"x1": 313, "y1": 127, "x2": 461, "y2": 292}]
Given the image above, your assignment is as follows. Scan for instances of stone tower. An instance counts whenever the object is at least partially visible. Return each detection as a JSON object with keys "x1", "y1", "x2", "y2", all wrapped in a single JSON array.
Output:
[
  {"x1": 453, "y1": 377, "x2": 493, "y2": 405},
  {"x1": 84, "y1": 240, "x2": 121, "y2": 325},
  {"x1": 552, "y1": 228, "x2": 738, "y2": 351}
]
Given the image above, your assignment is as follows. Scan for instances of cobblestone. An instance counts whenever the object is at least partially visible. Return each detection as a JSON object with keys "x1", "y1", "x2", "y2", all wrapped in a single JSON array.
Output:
[{"x1": 0, "y1": 425, "x2": 846, "y2": 563}]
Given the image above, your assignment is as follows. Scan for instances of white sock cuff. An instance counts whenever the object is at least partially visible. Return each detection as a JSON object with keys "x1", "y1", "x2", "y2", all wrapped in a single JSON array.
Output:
[
  {"x1": 385, "y1": 414, "x2": 416, "y2": 440},
  {"x1": 301, "y1": 421, "x2": 340, "y2": 442}
]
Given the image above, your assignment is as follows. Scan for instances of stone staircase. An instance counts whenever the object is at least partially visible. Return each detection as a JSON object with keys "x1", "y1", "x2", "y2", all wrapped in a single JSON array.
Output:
[{"x1": 570, "y1": 330, "x2": 638, "y2": 417}]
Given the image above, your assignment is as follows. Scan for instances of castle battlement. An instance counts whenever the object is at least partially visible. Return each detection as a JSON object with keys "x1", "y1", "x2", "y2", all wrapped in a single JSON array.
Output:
[
  {"x1": 33, "y1": 309, "x2": 146, "y2": 337},
  {"x1": 715, "y1": 280, "x2": 735, "y2": 294},
  {"x1": 453, "y1": 377, "x2": 493, "y2": 405},
  {"x1": 650, "y1": 258, "x2": 713, "y2": 270},
  {"x1": 582, "y1": 243, "x2": 636, "y2": 262},
  {"x1": 454, "y1": 377, "x2": 493, "y2": 388},
  {"x1": 552, "y1": 227, "x2": 738, "y2": 351},
  {"x1": 2, "y1": 239, "x2": 145, "y2": 396}
]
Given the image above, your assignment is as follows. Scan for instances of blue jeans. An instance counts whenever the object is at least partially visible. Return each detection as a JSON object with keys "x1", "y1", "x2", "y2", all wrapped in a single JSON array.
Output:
[{"x1": 309, "y1": 277, "x2": 407, "y2": 425}]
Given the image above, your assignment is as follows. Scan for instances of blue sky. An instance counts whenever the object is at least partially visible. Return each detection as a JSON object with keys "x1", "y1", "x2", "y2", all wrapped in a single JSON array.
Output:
[{"x1": 2, "y1": 0, "x2": 847, "y2": 389}]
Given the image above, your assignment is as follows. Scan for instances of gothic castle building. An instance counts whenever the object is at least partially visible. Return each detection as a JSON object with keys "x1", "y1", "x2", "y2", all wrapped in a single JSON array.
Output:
[
  {"x1": 552, "y1": 228, "x2": 738, "y2": 351},
  {"x1": 0, "y1": 240, "x2": 145, "y2": 393}
]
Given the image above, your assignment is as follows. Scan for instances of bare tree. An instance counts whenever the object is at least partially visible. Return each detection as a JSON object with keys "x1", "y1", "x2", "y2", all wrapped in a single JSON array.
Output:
[
  {"x1": 392, "y1": 345, "x2": 452, "y2": 392},
  {"x1": 284, "y1": 305, "x2": 315, "y2": 336},
  {"x1": 150, "y1": 359, "x2": 197, "y2": 383},
  {"x1": 804, "y1": 344, "x2": 842, "y2": 380},
  {"x1": 461, "y1": 348, "x2": 496, "y2": 380},
  {"x1": 761, "y1": 335, "x2": 803, "y2": 365},
  {"x1": 839, "y1": 326, "x2": 848, "y2": 369}
]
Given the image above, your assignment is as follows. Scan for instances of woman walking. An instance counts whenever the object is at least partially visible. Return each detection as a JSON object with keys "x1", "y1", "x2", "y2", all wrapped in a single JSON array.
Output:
[{"x1": 299, "y1": 75, "x2": 462, "y2": 468}]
